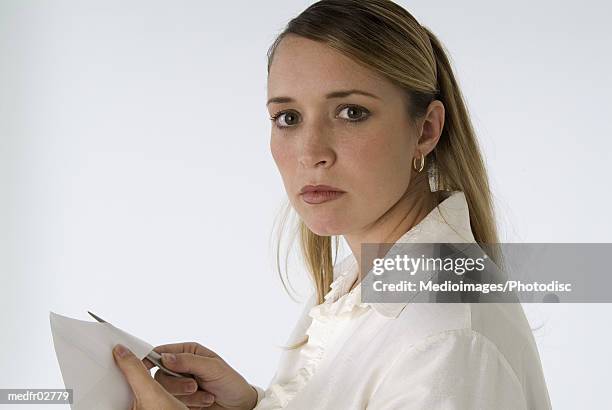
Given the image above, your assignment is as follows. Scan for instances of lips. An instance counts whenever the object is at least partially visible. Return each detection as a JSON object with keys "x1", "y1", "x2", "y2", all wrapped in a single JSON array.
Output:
[
  {"x1": 299, "y1": 184, "x2": 345, "y2": 194},
  {"x1": 299, "y1": 184, "x2": 346, "y2": 205}
]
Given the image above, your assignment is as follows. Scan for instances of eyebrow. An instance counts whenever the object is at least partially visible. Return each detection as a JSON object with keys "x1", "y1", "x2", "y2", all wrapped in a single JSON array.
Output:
[{"x1": 266, "y1": 89, "x2": 381, "y2": 106}]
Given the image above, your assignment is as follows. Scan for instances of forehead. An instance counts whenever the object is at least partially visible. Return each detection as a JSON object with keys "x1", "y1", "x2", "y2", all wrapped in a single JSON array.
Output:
[{"x1": 267, "y1": 35, "x2": 398, "y2": 99}]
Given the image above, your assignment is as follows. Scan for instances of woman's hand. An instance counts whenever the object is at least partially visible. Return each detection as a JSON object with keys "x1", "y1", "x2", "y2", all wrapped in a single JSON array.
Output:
[
  {"x1": 141, "y1": 342, "x2": 258, "y2": 410},
  {"x1": 112, "y1": 344, "x2": 188, "y2": 410}
]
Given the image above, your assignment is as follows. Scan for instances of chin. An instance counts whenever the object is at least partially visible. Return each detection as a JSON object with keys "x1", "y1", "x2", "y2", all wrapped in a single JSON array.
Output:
[
  {"x1": 303, "y1": 218, "x2": 346, "y2": 236},
  {"x1": 294, "y1": 201, "x2": 350, "y2": 236}
]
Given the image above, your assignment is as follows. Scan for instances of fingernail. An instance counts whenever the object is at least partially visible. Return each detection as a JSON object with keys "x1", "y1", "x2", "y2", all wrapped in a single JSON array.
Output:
[
  {"x1": 204, "y1": 393, "x2": 215, "y2": 404},
  {"x1": 184, "y1": 381, "x2": 197, "y2": 393},
  {"x1": 162, "y1": 353, "x2": 176, "y2": 363},
  {"x1": 115, "y1": 344, "x2": 129, "y2": 358}
]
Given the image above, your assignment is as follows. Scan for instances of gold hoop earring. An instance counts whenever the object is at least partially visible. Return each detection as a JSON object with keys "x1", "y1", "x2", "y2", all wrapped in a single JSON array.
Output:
[{"x1": 413, "y1": 153, "x2": 425, "y2": 172}]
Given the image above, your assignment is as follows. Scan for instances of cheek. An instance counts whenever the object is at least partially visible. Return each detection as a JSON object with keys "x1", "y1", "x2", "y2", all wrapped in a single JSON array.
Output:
[
  {"x1": 343, "y1": 134, "x2": 411, "y2": 193},
  {"x1": 270, "y1": 135, "x2": 295, "y2": 180}
]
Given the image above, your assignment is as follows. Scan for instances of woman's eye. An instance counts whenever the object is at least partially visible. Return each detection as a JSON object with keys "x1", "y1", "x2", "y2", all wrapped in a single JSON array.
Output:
[
  {"x1": 270, "y1": 106, "x2": 369, "y2": 128},
  {"x1": 271, "y1": 111, "x2": 300, "y2": 127},
  {"x1": 338, "y1": 105, "x2": 369, "y2": 121}
]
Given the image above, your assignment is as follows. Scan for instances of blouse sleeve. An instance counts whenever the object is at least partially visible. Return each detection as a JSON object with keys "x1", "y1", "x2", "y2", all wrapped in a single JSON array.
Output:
[
  {"x1": 366, "y1": 328, "x2": 528, "y2": 410},
  {"x1": 252, "y1": 290, "x2": 318, "y2": 408},
  {"x1": 250, "y1": 384, "x2": 266, "y2": 407}
]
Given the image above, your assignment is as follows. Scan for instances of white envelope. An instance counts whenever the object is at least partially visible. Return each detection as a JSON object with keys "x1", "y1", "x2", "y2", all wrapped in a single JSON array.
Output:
[{"x1": 49, "y1": 311, "x2": 155, "y2": 410}]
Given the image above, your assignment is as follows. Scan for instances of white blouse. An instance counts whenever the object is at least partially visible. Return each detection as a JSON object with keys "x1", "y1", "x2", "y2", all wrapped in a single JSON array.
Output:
[{"x1": 252, "y1": 191, "x2": 552, "y2": 409}]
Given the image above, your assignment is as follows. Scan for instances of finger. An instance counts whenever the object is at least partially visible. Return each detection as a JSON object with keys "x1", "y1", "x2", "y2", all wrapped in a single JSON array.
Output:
[
  {"x1": 174, "y1": 390, "x2": 215, "y2": 408},
  {"x1": 113, "y1": 344, "x2": 158, "y2": 400},
  {"x1": 196, "y1": 403, "x2": 226, "y2": 410},
  {"x1": 143, "y1": 357, "x2": 156, "y2": 370},
  {"x1": 153, "y1": 342, "x2": 218, "y2": 358},
  {"x1": 154, "y1": 369, "x2": 199, "y2": 396},
  {"x1": 160, "y1": 353, "x2": 223, "y2": 379}
]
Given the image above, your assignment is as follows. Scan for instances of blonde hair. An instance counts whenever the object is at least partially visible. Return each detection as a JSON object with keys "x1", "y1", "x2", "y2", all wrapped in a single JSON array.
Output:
[{"x1": 267, "y1": 0, "x2": 501, "y2": 349}]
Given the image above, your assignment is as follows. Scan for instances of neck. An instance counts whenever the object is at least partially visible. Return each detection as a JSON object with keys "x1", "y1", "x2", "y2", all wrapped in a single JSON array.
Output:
[{"x1": 343, "y1": 172, "x2": 436, "y2": 291}]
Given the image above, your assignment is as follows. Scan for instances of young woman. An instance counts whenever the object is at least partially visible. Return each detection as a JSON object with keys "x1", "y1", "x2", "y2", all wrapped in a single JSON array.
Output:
[{"x1": 111, "y1": 1, "x2": 552, "y2": 408}]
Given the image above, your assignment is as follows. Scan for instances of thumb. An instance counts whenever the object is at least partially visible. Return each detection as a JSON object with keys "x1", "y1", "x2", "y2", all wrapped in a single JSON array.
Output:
[{"x1": 113, "y1": 344, "x2": 157, "y2": 399}]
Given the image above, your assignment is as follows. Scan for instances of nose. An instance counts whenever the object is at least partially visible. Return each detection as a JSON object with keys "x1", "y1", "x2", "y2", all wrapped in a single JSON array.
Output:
[{"x1": 297, "y1": 125, "x2": 336, "y2": 169}]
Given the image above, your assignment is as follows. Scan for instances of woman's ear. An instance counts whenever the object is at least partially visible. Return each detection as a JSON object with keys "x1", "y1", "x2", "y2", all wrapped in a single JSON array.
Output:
[{"x1": 416, "y1": 100, "x2": 445, "y2": 156}]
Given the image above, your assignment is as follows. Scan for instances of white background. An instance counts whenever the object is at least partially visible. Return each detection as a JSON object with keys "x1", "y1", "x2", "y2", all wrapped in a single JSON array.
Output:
[{"x1": 1, "y1": 1, "x2": 611, "y2": 408}]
